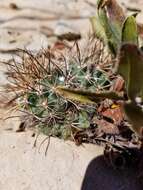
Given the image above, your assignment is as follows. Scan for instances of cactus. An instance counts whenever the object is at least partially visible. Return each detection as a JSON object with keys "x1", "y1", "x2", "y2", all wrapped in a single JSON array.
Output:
[
  {"x1": 3, "y1": 0, "x2": 143, "y2": 140},
  {"x1": 3, "y1": 39, "x2": 112, "y2": 140}
]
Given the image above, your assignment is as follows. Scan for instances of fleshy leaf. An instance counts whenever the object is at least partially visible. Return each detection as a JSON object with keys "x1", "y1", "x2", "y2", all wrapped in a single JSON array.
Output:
[
  {"x1": 54, "y1": 86, "x2": 124, "y2": 104},
  {"x1": 96, "y1": 0, "x2": 124, "y2": 55},
  {"x1": 98, "y1": 0, "x2": 125, "y2": 25},
  {"x1": 123, "y1": 101, "x2": 143, "y2": 136},
  {"x1": 118, "y1": 43, "x2": 143, "y2": 100},
  {"x1": 90, "y1": 16, "x2": 107, "y2": 42},
  {"x1": 122, "y1": 15, "x2": 138, "y2": 45}
]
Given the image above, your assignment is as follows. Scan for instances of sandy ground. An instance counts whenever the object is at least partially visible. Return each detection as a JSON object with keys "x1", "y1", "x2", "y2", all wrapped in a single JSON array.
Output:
[
  {"x1": 0, "y1": 0, "x2": 143, "y2": 190},
  {"x1": 0, "y1": 121, "x2": 103, "y2": 190}
]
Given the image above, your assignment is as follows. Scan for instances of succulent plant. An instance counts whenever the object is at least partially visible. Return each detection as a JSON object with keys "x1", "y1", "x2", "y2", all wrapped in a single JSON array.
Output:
[
  {"x1": 3, "y1": 0, "x2": 143, "y2": 141},
  {"x1": 90, "y1": 0, "x2": 125, "y2": 55},
  {"x1": 55, "y1": 0, "x2": 143, "y2": 138},
  {"x1": 3, "y1": 38, "x2": 112, "y2": 140},
  {"x1": 117, "y1": 43, "x2": 143, "y2": 137},
  {"x1": 90, "y1": 0, "x2": 143, "y2": 55}
]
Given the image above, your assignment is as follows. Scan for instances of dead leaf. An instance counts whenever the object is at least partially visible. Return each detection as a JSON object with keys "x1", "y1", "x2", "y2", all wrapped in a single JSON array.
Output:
[
  {"x1": 101, "y1": 105, "x2": 124, "y2": 125},
  {"x1": 57, "y1": 32, "x2": 81, "y2": 41},
  {"x1": 111, "y1": 76, "x2": 124, "y2": 92},
  {"x1": 52, "y1": 41, "x2": 67, "y2": 51},
  {"x1": 94, "y1": 117, "x2": 119, "y2": 134}
]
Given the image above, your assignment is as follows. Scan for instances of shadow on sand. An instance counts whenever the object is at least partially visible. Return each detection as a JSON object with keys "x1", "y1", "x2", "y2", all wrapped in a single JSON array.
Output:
[{"x1": 81, "y1": 155, "x2": 143, "y2": 190}]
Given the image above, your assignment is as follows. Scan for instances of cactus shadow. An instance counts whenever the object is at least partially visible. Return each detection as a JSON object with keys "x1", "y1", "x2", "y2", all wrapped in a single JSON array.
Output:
[{"x1": 81, "y1": 155, "x2": 143, "y2": 190}]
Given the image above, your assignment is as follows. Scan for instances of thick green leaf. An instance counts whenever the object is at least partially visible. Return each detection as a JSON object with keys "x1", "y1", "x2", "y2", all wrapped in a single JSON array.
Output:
[
  {"x1": 122, "y1": 16, "x2": 138, "y2": 45},
  {"x1": 123, "y1": 101, "x2": 143, "y2": 136},
  {"x1": 96, "y1": 0, "x2": 124, "y2": 55},
  {"x1": 97, "y1": 0, "x2": 104, "y2": 9},
  {"x1": 54, "y1": 86, "x2": 124, "y2": 104},
  {"x1": 118, "y1": 43, "x2": 143, "y2": 100},
  {"x1": 99, "y1": 9, "x2": 119, "y2": 54},
  {"x1": 90, "y1": 16, "x2": 107, "y2": 42},
  {"x1": 98, "y1": 0, "x2": 125, "y2": 25}
]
